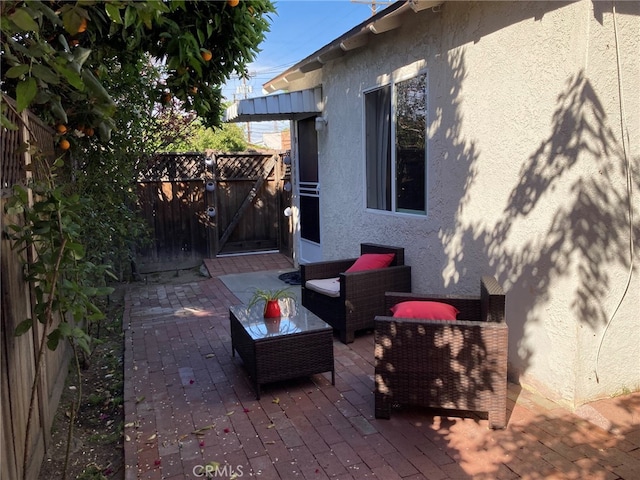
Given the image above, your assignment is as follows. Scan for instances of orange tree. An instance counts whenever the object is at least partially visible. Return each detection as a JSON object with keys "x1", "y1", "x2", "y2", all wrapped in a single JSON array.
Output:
[
  {"x1": 1, "y1": 0, "x2": 275, "y2": 272},
  {"x1": 1, "y1": 0, "x2": 275, "y2": 138}
]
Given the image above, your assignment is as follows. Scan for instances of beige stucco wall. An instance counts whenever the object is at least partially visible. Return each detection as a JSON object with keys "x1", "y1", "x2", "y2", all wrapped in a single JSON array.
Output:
[{"x1": 286, "y1": 0, "x2": 639, "y2": 407}]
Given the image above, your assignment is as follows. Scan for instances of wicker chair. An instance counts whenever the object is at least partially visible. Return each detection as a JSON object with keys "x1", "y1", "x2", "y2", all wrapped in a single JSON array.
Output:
[
  {"x1": 301, "y1": 243, "x2": 412, "y2": 344},
  {"x1": 374, "y1": 276, "x2": 508, "y2": 429}
]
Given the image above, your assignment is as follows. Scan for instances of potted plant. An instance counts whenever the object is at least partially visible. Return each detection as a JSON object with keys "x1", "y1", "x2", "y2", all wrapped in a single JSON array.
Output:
[{"x1": 247, "y1": 287, "x2": 295, "y2": 318}]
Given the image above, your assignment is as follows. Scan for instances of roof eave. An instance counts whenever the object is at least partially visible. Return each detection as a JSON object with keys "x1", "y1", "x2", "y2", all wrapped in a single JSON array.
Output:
[{"x1": 263, "y1": 0, "x2": 444, "y2": 93}]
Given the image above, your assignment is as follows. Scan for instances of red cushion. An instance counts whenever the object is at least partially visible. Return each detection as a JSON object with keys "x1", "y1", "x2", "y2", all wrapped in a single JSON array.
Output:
[
  {"x1": 390, "y1": 301, "x2": 459, "y2": 320},
  {"x1": 345, "y1": 253, "x2": 395, "y2": 273}
]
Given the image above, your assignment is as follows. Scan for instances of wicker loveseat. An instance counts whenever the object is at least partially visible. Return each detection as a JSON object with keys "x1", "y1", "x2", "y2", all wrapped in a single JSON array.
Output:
[
  {"x1": 374, "y1": 276, "x2": 508, "y2": 429},
  {"x1": 301, "y1": 243, "x2": 412, "y2": 344}
]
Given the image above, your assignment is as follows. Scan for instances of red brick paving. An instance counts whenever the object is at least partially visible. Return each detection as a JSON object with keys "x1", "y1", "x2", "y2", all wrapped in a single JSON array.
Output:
[{"x1": 124, "y1": 253, "x2": 640, "y2": 479}]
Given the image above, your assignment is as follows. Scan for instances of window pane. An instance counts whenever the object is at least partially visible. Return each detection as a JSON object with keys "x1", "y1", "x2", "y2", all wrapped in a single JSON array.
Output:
[
  {"x1": 365, "y1": 86, "x2": 391, "y2": 211},
  {"x1": 396, "y1": 74, "x2": 426, "y2": 214},
  {"x1": 298, "y1": 118, "x2": 318, "y2": 183},
  {"x1": 300, "y1": 195, "x2": 320, "y2": 243}
]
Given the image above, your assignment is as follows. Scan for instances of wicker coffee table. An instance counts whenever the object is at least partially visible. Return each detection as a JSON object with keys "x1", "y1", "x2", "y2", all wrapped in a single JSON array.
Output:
[{"x1": 229, "y1": 304, "x2": 335, "y2": 399}]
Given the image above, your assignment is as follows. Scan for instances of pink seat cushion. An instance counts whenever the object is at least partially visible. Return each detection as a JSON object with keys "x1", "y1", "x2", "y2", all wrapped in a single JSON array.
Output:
[
  {"x1": 390, "y1": 301, "x2": 459, "y2": 320},
  {"x1": 345, "y1": 253, "x2": 395, "y2": 273}
]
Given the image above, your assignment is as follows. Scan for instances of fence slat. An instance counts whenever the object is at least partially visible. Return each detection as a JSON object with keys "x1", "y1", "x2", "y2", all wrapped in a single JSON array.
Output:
[{"x1": 1, "y1": 97, "x2": 70, "y2": 480}]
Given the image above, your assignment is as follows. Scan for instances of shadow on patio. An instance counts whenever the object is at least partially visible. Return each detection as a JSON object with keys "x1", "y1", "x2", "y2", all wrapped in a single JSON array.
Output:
[{"x1": 123, "y1": 254, "x2": 639, "y2": 480}]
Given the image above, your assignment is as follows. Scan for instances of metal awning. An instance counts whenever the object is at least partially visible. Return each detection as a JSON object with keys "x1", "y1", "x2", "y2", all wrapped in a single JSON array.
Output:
[
  {"x1": 224, "y1": 87, "x2": 323, "y2": 123},
  {"x1": 224, "y1": 0, "x2": 443, "y2": 123}
]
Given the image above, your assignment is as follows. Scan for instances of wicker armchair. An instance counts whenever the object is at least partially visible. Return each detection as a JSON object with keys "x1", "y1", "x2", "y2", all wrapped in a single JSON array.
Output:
[
  {"x1": 301, "y1": 243, "x2": 412, "y2": 344},
  {"x1": 374, "y1": 276, "x2": 508, "y2": 429}
]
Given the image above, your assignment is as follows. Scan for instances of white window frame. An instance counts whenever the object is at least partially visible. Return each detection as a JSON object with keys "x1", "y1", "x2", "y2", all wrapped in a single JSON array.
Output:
[{"x1": 363, "y1": 70, "x2": 428, "y2": 216}]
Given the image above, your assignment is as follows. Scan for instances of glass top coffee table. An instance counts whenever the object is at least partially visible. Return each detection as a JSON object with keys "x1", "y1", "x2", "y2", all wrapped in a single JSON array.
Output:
[{"x1": 229, "y1": 303, "x2": 335, "y2": 399}]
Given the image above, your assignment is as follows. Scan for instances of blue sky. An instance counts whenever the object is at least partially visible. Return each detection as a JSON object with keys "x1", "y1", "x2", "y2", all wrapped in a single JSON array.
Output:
[{"x1": 222, "y1": 0, "x2": 377, "y2": 102}]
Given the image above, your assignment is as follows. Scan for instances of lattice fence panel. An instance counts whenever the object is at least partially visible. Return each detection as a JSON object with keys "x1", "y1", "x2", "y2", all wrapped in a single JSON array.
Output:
[
  {"x1": 1, "y1": 100, "x2": 25, "y2": 189},
  {"x1": 1, "y1": 97, "x2": 55, "y2": 190},
  {"x1": 216, "y1": 154, "x2": 275, "y2": 179},
  {"x1": 137, "y1": 152, "x2": 207, "y2": 181}
]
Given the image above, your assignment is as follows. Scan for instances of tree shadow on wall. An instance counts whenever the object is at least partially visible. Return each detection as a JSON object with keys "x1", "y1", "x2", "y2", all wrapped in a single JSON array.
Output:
[{"x1": 442, "y1": 66, "x2": 638, "y2": 380}]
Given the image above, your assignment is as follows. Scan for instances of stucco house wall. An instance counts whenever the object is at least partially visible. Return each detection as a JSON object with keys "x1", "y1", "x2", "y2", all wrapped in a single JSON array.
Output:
[{"x1": 283, "y1": 1, "x2": 639, "y2": 407}]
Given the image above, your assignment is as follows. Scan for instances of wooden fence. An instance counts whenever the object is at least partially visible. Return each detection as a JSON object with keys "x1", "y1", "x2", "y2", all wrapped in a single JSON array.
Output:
[
  {"x1": 136, "y1": 151, "x2": 292, "y2": 270},
  {"x1": 136, "y1": 153, "x2": 210, "y2": 268},
  {"x1": 1, "y1": 97, "x2": 70, "y2": 480}
]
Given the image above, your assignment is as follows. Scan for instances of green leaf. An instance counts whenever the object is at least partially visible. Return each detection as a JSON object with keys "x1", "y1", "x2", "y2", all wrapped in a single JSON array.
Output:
[
  {"x1": 1, "y1": 115, "x2": 18, "y2": 131},
  {"x1": 47, "y1": 329, "x2": 61, "y2": 351},
  {"x1": 87, "y1": 312, "x2": 106, "y2": 321},
  {"x1": 31, "y1": 64, "x2": 60, "y2": 85},
  {"x1": 73, "y1": 47, "x2": 92, "y2": 67},
  {"x1": 50, "y1": 97, "x2": 68, "y2": 123},
  {"x1": 5, "y1": 65, "x2": 30, "y2": 79},
  {"x1": 67, "y1": 242, "x2": 86, "y2": 260},
  {"x1": 105, "y1": 3, "x2": 123, "y2": 24},
  {"x1": 57, "y1": 321, "x2": 73, "y2": 336},
  {"x1": 95, "y1": 286, "x2": 115, "y2": 296},
  {"x1": 75, "y1": 337, "x2": 91, "y2": 355},
  {"x1": 10, "y1": 8, "x2": 40, "y2": 33},
  {"x1": 53, "y1": 62, "x2": 83, "y2": 90},
  {"x1": 105, "y1": 269, "x2": 119, "y2": 281},
  {"x1": 124, "y1": 5, "x2": 136, "y2": 29},
  {"x1": 81, "y1": 69, "x2": 113, "y2": 103},
  {"x1": 58, "y1": 34, "x2": 70, "y2": 53},
  {"x1": 15, "y1": 318, "x2": 33, "y2": 336},
  {"x1": 4, "y1": 204, "x2": 23, "y2": 216},
  {"x1": 61, "y1": 8, "x2": 86, "y2": 35},
  {"x1": 98, "y1": 122, "x2": 112, "y2": 142},
  {"x1": 16, "y1": 77, "x2": 37, "y2": 111}
]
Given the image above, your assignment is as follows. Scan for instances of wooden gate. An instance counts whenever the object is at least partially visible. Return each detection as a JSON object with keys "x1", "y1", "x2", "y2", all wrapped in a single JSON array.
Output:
[
  {"x1": 213, "y1": 152, "x2": 290, "y2": 256},
  {"x1": 136, "y1": 151, "x2": 292, "y2": 265}
]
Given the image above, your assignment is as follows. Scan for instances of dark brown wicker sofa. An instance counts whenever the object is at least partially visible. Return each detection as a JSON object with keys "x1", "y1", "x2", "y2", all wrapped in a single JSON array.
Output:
[
  {"x1": 374, "y1": 276, "x2": 508, "y2": 429},
  {"x1": 301, "y1": 243, "x2": 412, "y2": 344}
]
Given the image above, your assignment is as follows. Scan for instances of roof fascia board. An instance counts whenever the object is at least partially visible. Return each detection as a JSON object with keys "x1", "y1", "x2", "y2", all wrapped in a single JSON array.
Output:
[
  {"x1": 264, "y1": 0, "x2": 412, "y2": 91},
  {"x1": 262, "y1": 0, "x2": 443, "y2": 93}
]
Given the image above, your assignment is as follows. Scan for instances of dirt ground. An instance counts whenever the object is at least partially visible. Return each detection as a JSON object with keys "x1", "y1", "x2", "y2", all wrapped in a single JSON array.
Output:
[{"x1": 39, "y1": 265, "x2": 209, "y2": 480}]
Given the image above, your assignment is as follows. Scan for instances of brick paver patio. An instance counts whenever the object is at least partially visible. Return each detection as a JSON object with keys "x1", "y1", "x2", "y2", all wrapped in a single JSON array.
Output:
[{"x1": 123, "y1": 253, "x2": 640, "y2": 479}]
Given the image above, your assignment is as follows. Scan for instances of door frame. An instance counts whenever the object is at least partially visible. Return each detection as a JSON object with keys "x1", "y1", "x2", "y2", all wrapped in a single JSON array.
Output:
[{"x1": 291, "y1": 117, "x2": 322, "y2": 265}]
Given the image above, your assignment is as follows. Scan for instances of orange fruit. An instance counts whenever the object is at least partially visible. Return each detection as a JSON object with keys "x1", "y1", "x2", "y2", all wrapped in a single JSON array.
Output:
[
  {"x1": 56, "y1": 124, "x2": 68, "y2": 134},
  {"x1": 77, "y1": 18, "x2": 87, "y2": 33},
  {"x1": 59, "y1": 139, "x2": 70, "y2": 150},
  {"x1": 228, "y1": 0, "x2": 240, "y2": 7},
  {"x1": 201, "y1": 50, "x2": 212, "y2": 62}
]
